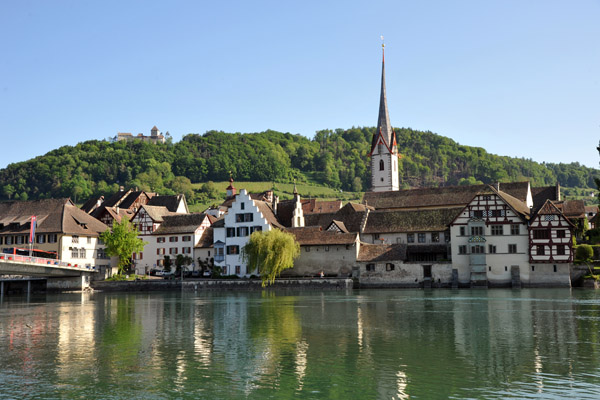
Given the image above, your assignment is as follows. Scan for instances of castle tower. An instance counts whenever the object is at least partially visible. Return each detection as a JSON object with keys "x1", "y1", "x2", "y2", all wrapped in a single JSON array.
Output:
[{"x1": 369, "y1": 42, "x2": 399, "y2": 192}]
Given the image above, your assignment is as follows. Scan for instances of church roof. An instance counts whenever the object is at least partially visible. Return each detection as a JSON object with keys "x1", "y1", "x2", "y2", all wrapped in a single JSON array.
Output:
[{"x1": 363, "y1": 181, "x2": 531, "y2": 210}]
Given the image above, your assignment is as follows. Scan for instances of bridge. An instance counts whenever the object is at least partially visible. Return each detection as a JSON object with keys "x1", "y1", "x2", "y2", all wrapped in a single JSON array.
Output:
[{"x1": 0, "y1": 253, "x2": 98, "y2": 295}]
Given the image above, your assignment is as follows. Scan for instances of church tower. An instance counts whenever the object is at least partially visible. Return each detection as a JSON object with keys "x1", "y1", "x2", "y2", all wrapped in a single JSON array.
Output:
[{"x1": 369, "y1": 42, "x2": 399, "y2": 192}]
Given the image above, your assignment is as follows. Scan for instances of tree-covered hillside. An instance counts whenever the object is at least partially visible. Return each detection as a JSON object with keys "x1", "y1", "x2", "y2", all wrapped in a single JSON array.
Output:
[{"x1": 0, "y1": 127, "x2": 596, "y2": 203}]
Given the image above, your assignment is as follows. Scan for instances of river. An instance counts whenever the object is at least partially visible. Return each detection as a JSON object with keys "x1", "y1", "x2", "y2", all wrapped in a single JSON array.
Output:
[{"x1": 1, "y1": 288, "x2": 599, "y2": 399}]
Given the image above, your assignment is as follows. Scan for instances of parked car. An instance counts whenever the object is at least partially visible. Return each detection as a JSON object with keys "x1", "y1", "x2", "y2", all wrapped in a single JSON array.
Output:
[
  {"x1": 191, "y1": 270, "x2": 201, "y2": 278},
  {"x1": 203, "y1": 270, "x2": 212, "y2": 277},
  {"x1": 149, "y1": 269, "x2": 164, "y2": 276}
]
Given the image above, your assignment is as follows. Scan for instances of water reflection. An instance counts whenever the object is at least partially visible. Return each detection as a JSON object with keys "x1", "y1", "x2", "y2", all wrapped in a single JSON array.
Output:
[{"x1": 0, "y1": 289, "x2": 599, "y2": 399}]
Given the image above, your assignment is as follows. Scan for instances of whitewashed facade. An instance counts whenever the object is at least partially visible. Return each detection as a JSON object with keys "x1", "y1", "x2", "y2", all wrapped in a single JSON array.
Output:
[{"x1": 450, "y1": 189, "x2": 530, "y2": 287}]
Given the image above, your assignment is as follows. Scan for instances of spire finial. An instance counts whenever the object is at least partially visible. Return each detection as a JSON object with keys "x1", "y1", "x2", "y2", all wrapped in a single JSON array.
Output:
[
  {"x1": 381, "y1": 35, "x2": 385, "y2": 61},
  {"x1": 293, "y1": 179, "x2": 298, "y2": 195}
]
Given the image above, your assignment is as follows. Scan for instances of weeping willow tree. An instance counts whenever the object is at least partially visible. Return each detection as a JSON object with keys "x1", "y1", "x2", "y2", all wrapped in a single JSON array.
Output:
[{"x1": 242, "y1": 229, "x2": 300, "y2": 287}]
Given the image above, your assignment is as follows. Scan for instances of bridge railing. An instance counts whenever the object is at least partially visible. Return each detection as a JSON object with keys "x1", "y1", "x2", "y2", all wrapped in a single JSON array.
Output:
[{"x1": 0, "y1": 253, "x2": 98, "y2": 271}]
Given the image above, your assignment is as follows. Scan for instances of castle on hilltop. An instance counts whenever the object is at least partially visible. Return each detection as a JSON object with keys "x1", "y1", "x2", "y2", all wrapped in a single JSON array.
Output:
[{"x1": 116, "y1": 126, "x2": 165, "y2": 144}]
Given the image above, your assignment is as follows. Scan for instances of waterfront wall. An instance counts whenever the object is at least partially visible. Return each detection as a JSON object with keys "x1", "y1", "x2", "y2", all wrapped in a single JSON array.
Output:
[
  {"x1": 357, "y1": 261, "x2": 453, "y2": 288},
  {"x1": 91, "y1": 278, "x2": 354, "y2": 292}
]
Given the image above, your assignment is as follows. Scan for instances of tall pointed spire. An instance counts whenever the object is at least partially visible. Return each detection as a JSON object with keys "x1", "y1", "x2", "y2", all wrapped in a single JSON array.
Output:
[{"x1": 377, "y1": 41, "x2": 393, "y2": 147}]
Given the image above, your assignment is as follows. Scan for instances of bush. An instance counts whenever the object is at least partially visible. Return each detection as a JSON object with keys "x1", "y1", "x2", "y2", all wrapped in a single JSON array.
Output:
[{"x1": 575, "y1": 244, "x2": 594, "y2": 262}]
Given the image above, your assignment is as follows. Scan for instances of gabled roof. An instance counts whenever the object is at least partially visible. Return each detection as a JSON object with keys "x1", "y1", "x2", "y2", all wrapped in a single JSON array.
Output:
[
  {"x1": 555, "y1": 200, "x2": 586, "y2": 219},
  {"x1": 363, "y1": 207, "x2": 462, "y2": 234},
  {"x1": 327, "y1": 220, "x2": 349, "y2": 233},
  {"x1": 358, "y1": 243, "x2": 407, "y2": 262},
  {"x1": 118, "y1": 191, "x2": 154, "y2": 210},
  {"x1": 363, "y1": 181, "x2": 531, "y2": 210},
  {"x1": 301, "y1": 199, "x2": 343, "y2": 214},
  {"x1": 255, "y1": 201, "x2": 284, "y2": 229},
  {"x1": 286, "y1": 227, "x2": 358, "y2": 246},
  {"x1": 531, "y1": 185, "x2": 559, "y2": 211},
  {"x1": 0, "y1": 198, "x2": 108, "y2": 236},
  {"x1": 303, "y1": 202, "x2": 370, "y2": 232},
  {"x1": 80, "y1": 195, "x2": 104, "y2": 214},
  {"x1": 195, "y1": 227, "x2": 214, "y2": 248},
  {"x1": 276, "y1": 199, "x2": 296, "y2": 228},
  {"x1": 532, "y1": 199, "x2": 575, "y2": 227},
  {"x1": 488, "y1": 186, "x2": 531, "y2": 219},
  {"x1": 147, "y1": 194, "x2": 188, "y2": 213},
  {"x1": 135, "y1": 204, "x2": 179, "y2": 222},
  {"x1": 153, "y1": 213, "x2": 209, "y2": 235}
]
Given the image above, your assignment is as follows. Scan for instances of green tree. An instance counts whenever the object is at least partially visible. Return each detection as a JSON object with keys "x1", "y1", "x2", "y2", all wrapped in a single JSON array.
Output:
[
  {"x1": 100, "y1": 218, "x2": 147, "y2": 275},
  {"x1": 242, "y1": 229, "x2": 300, "y2": 287},
  {"x1": 175, "y1": 254, "x2": 193, "y2": 276},
  {"x1": 2, "y1": 184, "x2": 15, "y2": 199},
  {"x1": 163, "y1": 255, "x2": 173, "y2": 273}
]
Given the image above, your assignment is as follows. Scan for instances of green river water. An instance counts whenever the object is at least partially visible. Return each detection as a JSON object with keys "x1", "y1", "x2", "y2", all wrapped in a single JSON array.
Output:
[{"x1": 1, "y1": 288, "x2": 599, "y2": 399}]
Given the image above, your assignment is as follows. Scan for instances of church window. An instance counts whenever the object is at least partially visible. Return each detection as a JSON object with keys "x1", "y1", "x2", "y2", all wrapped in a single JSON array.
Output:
[
  {"x1": 378, "y1": 144, "x2": 382, "y2": 154},
  {"x1": 379, "y1": 160, "x2": 384, "y2": 171}
]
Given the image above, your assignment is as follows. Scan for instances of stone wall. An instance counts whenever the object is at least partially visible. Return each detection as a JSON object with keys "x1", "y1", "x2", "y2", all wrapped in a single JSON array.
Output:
[
  {"x1": 357, "y1": 261, "x2": 453, "y2": 288},
  {"x1": 91, "y1": 278, "x2": 353, "y2": 292}
]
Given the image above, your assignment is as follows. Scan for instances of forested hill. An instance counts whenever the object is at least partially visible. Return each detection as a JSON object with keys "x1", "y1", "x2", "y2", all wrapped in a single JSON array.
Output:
[{"x1": 0, "y1": 127, "x2": 596, "y2": 203}]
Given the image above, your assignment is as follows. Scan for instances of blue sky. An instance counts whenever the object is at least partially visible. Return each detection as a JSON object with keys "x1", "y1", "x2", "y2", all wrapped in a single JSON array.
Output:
[{"x1": 1, "y1": 1, "x2": 599, "y2": 170}]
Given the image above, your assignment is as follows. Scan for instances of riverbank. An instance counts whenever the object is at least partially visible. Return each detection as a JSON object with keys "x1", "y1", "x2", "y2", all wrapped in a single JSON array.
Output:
[{"x1": 91, "y1": 277, "x2": 354, "y2": 292}]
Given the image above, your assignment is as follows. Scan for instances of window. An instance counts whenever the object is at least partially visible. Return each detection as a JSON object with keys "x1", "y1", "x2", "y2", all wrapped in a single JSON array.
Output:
[
  {"x1": 511, "y1": 224, "x2": 520, "y2": 235},
  {"x1": 471, "y1": 245, "x2": 485, "y2": 254},
  {"x1": 482, "y1": 195, "x2": 492, "y2": 201},
  {"x1": 544, "y1": 215, "x2": 555, "y2": 221},
  {"x1": 182, "y1": 247, "x2": 191, "y2": 254},
  {"x1": 491, "y1": 225, "x2": 503, "y2": 236},
  {"x1": 6, "y1": 236, "x2": 13, "y2": 245},
  {"x1": 557, "y1": 245, "x2": 566, "y2": 255},
  {"x1": 237, "y1": 227, "x2": 249, "y2": 237},
  {"x1": 87, "y1": 237, "x2": 92, "y2": 244},
  {"x1": 157, "y1": 248, "x2": 165, "y2": 255},
  {"x1": 158, "y1": 259, "x2": 164, "y2": 267},
  {"x1": 240, "y1": 202, "x2": 245, "y2": 210},
  {"x1": 325, "y1": 246, "x2": 329, "y2": 252},
  {"x1": 226, "y1": 245, "x2": 239, "y2": 255},
  {"x1": 379, "y1": 159, "x2": 385, "y2": 171},
  {"x1": 235, "y1": 265, "x2": 241, "y2": 275},
  {"x1": 366, "y1": 264, "x2": 375, "y2": 271},
  {"x1": 554, "y1": 265, "x2": 557, "y2": 272},
  {"x1": 458, "y1": 245, "x2": 467, "y2": 254},
  {"x1": 460, "y1": 227, "x2": 465, "y2": 236},
  {"x1": 235, "y1": 213, "x2": 254, "y2": 223},
  {"x1": 72, "y1": 235, "x2": 79, "y2": 244},
  {"x1": 71, "y1": 248, "x2": 79, "y2": 258},
  {"x1": 215, "y1": 248, "x2": 224, "y2": 256},
  {"x1": 169, "y1": 236, "x2": 178, "y2": 242},
  {"x1": 16, "y1": 236, "x2": 24, "y2": 245},
  {"x1": 226, "y1": 228, "x2": 236, "y2": 237},
  {"x1": 471, "y1": 226, "x2": 483, "y2": 236},
  {"x1": 492, "y1": 209, "x2": 505, "y2": 218},
  {"x1": 157, "y1": 237, "x2": 166, "y2": 243},
  {"x1": 251, "y1": 226, "x2": 263, "y2": 233},
  {"x1": 508, "y1": 244, "x2": 517, "y2": 254},
  {"x1": 182, "y1": 236, "x2": 192, "y2": 242},
  {"x1": 557, "y1": 230, "x2": 566, "y2": 239},
  {"x1": 407, "y1": 233, "x2": 414, "y2": 243},
  {"x1": 431, "y1": 232, "x2": 440, "y2": 243},
  {"x1": 418, "y1": 233, "x2": 426, "y2": 243},
  {"x1": 488, "y1": 244, "x2": 497, "y2": 254},
  {"x1": 0, "y1": 237, "x2": 3, "y2": 245},
  {"x1": 537, "y1": 245, "x2": 546, "y2": 256},
  {"x1": 305, "y1": 247, "x2": 310, "y2": 252},
  {"x1": 97, "y1": 249, "x2": 108, "y2": 259},
  {"x1": 470, "y1": 210, "x2": 483, "y2": 219},
  {"x1": 386, "y1": 263, "x2": 395, "y2": 271},
  {"x1": 222, "y1": 266, "x2": 227, "y2": 275},
  {"x1": 531, "y1": 265, "x2": 535, "y2": 271},
  {"x1": 48, "y1": 234, "x2": 57, "y2": 243},
  {"x1": 79, "y1": 248, "x2": 86, "y2": 258},
  {"x1": 169, "y1": 248, "x2": 178, "y2": 255},
  {"x1": 136, "y1": 252, "x2": 143, "y2": 260},
  {"x1": 533, "y1": 230, "x2": 550, "y2": 239}
]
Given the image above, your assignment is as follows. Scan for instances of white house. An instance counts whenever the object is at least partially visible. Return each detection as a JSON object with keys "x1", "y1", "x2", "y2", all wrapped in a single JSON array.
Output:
[
  {"x1": 213, "y1": 189, "x2": 284, "y2": 277},
  {"x1": 450, "y1": 186, "x2": 531, "y2": 287}
]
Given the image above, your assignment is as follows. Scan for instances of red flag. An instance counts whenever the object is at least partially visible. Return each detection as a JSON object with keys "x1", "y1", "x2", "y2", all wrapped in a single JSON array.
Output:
[{"x1": 30, "y1": 215, "x2": 37, "y2": 244}]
